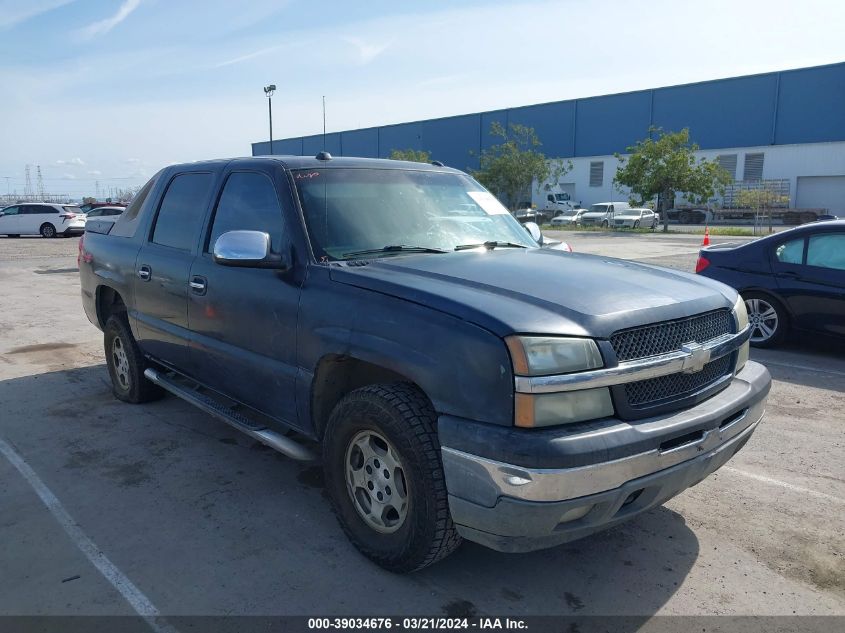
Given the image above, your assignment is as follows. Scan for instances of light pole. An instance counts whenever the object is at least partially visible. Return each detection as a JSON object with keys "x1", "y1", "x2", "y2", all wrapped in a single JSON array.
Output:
[{"x1": 263, "y1": 84, "x2": 276, "y2": 154}]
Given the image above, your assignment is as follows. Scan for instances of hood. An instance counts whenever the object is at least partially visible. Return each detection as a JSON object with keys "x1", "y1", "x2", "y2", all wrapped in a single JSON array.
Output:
[{"x1": 329, "y1": 249, "x2": 737, "y2": 338}]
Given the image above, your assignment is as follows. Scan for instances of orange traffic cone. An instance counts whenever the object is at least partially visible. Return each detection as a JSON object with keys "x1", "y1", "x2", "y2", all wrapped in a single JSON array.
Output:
[{"x1": 702, "y1": 226, "x2": 711, "y2": 247}]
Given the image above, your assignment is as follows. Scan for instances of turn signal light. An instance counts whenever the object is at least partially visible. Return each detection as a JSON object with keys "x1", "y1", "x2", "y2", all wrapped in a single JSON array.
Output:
[{"x1": 695, "y1": 255, "x2": 710, "y2": 273}]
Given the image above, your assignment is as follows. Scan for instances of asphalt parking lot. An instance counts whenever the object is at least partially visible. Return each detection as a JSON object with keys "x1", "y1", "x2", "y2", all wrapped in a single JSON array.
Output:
[{"x1": 0, "y1": 234, "x2": 843, "y2": 620}]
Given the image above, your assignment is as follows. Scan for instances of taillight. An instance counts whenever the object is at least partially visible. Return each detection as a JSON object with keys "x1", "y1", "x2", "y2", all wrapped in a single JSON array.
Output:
[
  {"x1": 60, "y1": 212, "x2": 76, "y2": 219},
  {"x1": 695, "y1": 255, "x2": 710, "y2": 273}
]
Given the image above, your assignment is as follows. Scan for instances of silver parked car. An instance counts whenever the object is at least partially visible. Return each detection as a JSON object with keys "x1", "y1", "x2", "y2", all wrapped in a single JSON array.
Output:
[
  {"x1": 613, "y1": 207, "x2": 658, "y2": 229},
  {"x1": 83, "y1": 206, "x2": 125, "y2": 219},
  {"x1": 550, "y1": 207, "x2": 585, "y2": 226}
]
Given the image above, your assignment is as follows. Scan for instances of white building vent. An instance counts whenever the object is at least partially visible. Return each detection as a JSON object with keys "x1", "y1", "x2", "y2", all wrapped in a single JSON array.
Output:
[
  {"x1": 717, "y1": 154, "x2": 738, "y2": 179},
  {"x1": 589, "y1": 161, "x2": 604, "y2": 187},
  {"x1": 743, "y1": 153, "x2": 765, "y2": 180}
]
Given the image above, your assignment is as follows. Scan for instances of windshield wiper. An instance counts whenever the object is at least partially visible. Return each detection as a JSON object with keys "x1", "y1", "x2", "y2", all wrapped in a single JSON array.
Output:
[
  {"x1": 343, "y1": 245, "x2": 450, "y2": 258},
  {"x1": 454, "y1": 241, "x2": 529, "y2": 251}
]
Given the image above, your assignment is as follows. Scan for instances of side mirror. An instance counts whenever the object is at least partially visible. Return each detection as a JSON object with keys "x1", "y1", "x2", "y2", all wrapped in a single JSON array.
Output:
[
  {"x1": 213, "y1": 230, "x2": 288, "y2": 269},
  {"x1": 523, "y1": 221, "x2": 542, "y2": 244}
]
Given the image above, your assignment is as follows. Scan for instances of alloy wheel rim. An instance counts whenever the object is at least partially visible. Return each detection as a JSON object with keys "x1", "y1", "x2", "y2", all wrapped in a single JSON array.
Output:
[
  {"x1": 746, "y1": 298, "x2": 778, "y2": 343},
  {"x1": 111, "y1": 336, "x2": 131, "y2": 390},
  {"x1": 345, "y1": 430, "x2": 409, "y2": 534}
]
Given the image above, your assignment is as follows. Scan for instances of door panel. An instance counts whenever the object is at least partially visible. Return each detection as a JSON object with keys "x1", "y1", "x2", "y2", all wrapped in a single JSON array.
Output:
[
  {"x1": 188, "y1": 168, "x2": 302, "y2": 426},
  {"x1": 773, "y1": 232, "x2": 845, "y2": 336},
  {"x1": 0, "y1": 206, "x2": 21, "y2": 233},
  {"x1": 132, "y1": 171, "x2": 216, "y2": 370}
]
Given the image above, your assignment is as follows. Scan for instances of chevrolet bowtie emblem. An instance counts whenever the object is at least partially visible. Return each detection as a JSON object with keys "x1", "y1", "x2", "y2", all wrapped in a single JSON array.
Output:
[{"x1": 680, "y1": 342, "x2": 711, "y2": 373}]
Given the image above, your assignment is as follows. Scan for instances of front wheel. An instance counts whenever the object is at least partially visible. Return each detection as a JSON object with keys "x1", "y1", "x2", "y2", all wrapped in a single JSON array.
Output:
[
  {"x1": 323, "y1": 383, "x2": 462, "y2": 572},
  {"x1": 744, "y1": 292, "x2": 788, "y2": 348},
  {"x1": 601, "y1": 220, "x2": 608, "y2": 228},
  {"x1": 633, "y1": 220, "x2": 640, "y2": 229}
]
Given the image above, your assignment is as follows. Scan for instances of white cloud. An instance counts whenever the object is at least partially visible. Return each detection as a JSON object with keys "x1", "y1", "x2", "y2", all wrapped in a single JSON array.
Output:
[
  {"x1": 55, "y1": 157, "x2": 84, "y2": 165},
  {"x1": 87, "y1": 169, "x2": 101, "y2": 175},
  {"x1": 215, "y1": 45, "x2": 282, "y2": 68},
  {"x1": 78, "y1": 0, "x2": 141, "y2": 38},
  {"x1": 124, "y1": 158, "x2": 141, "y2": 164},
  {"x1": 0, "y1": 0, "x2": 76, "y2": 29},
  {"x1": 342, "y1": 36, "x2": 390, "y2": 64}
]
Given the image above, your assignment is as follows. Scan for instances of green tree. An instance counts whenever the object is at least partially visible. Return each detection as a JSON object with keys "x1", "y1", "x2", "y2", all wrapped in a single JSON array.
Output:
[
  {"x1": 614, "y1": 127, "x2": 732, "y2": 232},
  {"x1": 472, "y1": 122, "x2": 571, "y2": 211},
  {"x1": 735, "y1": 186, "x2": 789, "y2": 235},
  {"x1": 389, "y1": 148, "x2": 432, "y2": 163}
]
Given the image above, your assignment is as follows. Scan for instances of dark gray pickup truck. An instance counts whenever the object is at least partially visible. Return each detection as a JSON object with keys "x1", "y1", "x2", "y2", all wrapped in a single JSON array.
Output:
[{"x1": 79, "y1": 155, "x2": 770, "y2": 572}]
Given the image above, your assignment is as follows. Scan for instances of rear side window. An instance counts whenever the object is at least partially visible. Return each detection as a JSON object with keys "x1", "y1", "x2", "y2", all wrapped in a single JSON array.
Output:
[
  {"x1": 806, "y1": 234, "x2": 845, "y2": 271},
  {"x1": 207, "y1": 172, "x2": 284, "y2": 253},
  {"x1": 775, "y1": 238, "x2": 804, "y2": 264},
  {"x1": 152, "y1": 173, "x2": 214, "y2": 251},
  {"x1": 25, "y1": 205, "x2": 55, "y2": 214}
]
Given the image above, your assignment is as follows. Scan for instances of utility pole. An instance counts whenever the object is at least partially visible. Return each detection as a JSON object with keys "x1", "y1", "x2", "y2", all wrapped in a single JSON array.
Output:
[
  {"x1": 36, "y1": 165, "x2": 45, "y2": 199},
  {"x1": 263, "y1": 84, "x2": 276, "y2": 154},
  {"x1": 24, "y1": 165, "x2": 33, "y2": 197}
]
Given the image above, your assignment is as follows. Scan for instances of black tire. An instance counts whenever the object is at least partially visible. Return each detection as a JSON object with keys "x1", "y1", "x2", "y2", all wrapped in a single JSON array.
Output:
[
  {"x1": 323, "y1": 382, "x2": 462, "y2": 572},
  {"x1": 633, "y1": 220, "x2": 640, "y2": 229},
  {"x1": 40, "y1": 223, "x2": 56, "y2": 238},
  {"x1": 601, "y1": 220, "x2": 608, "y2": 228},
  {"x1": 743, "y1": 292, "x2": 789, "y2": 348},
  {"x1": 103, "y1": 315, "x2": 164, "y2": 403}
]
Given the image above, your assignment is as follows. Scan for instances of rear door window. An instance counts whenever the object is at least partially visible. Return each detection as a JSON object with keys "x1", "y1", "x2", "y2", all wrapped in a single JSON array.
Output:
[
  {"x1": 151, "y1": 172, "x2": 214, "y2": 251},
  {"x1": 775, "y1": 238, "x2": 805, "y2": 264}
]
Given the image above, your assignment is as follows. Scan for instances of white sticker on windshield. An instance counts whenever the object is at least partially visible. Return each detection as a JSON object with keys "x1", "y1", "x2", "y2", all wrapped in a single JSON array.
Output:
[{"x1": 467, "y1": 191, "x2": 509, "y2": 215}]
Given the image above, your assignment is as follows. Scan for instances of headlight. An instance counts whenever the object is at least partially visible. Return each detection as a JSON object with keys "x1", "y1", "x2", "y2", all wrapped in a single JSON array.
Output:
[
  {"x1": 733, "y1": 295, "x2": 749, "y2": 371},
  {"x1": 515, "y1": 389, "x2": 614, "y2": 428},
  {"x1": 505, "y1": 336, "x2": 603, "y2": 376}
]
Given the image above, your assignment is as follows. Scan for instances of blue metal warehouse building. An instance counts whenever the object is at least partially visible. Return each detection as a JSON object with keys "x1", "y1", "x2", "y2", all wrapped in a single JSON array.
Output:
[{"x1": 252, "y1": 62, "x2": 845, "y2": 214}]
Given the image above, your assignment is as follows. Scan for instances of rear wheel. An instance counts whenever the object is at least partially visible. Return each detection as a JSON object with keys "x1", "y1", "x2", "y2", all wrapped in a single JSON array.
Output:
[
  {"x1": 744, "y1": 292, "x2": 788, "y2": 348},
  {"x1": 40, "y1": 223, "x2": 56, "y2": 238},
  {"x1": 104, "y1": 315, "x2": 164, "y2": 403},
  {"x1": 323, "y1": 383, "x2": 461, "y2": 572}
]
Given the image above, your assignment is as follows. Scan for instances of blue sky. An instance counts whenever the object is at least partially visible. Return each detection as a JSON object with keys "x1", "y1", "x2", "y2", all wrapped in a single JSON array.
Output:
[{"x1": 1, "y1": 0, "x2": 844, "y2": 199}]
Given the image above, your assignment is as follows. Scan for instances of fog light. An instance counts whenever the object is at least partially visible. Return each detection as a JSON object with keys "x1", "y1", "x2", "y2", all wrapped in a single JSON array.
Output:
[{"x1": 559, "y1": 505, "x2": 592, "y2": 524}]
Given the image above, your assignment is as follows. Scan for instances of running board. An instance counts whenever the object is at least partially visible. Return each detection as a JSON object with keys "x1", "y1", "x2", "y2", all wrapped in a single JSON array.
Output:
[{"x1": 144, "y1": 368, "x2": 316, "y2": 461}]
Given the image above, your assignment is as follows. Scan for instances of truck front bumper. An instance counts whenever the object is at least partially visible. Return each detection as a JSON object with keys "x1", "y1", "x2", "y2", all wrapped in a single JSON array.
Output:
[{"x1": 439, "y1": 361, "x2": 770, "y2": 553}]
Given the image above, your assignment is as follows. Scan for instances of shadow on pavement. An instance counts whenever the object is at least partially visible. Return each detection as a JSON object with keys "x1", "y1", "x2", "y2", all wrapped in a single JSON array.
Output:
[{"x1": 0, "y1": 364, "x2": 700, "y2": 618}]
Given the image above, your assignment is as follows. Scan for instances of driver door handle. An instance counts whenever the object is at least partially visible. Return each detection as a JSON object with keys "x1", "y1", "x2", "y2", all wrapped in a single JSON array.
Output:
[
  {"x1": 189, "y1": 276, "x2": 207, "y2": 295},
  {"x1": 137, "y1": 265, "x2": 151, "y2": 281}
]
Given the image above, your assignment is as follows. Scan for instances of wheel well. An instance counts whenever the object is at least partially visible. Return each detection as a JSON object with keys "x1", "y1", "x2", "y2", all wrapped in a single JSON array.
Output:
[
  {"x1": 97, "y1": 286, "x2": 126, "y2": 328},
  {"x1": 311, "y1": 355, "x2": 418, "y2": 440}
]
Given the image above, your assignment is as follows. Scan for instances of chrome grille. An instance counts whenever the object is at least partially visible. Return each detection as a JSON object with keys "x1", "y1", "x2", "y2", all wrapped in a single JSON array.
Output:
[
  {"x1": 610, "y1": 310, "x2": 734, "y2": 362},
  {"x1": 624, "y1": 355, "x2": 732, "y2": 407}
]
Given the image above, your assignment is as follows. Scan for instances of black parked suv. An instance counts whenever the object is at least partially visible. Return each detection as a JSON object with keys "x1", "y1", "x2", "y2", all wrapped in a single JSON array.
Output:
[{"x1": 79, "y1": 155, "x2": 770, "y2": 571}]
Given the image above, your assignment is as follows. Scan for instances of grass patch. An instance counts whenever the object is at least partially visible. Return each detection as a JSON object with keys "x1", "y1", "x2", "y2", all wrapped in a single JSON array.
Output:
[
  {"x1": 700, "y1": 227, "x2": 755, "y2": 236},
  {"x1": 541, "y1": 224, "x2": 666, "y2": 234}
]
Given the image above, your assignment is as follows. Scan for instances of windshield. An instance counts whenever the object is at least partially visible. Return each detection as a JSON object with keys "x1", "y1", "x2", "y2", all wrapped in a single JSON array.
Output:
[
  {"x1": 588, "y1": 204, "x2": 610, "y2": 213},
  {"x1": 559, "y1": 209, "x2": 577, "y2": 216},
  {"x1": 553, "y1": 193, "x2": 570, "y2": 201},
  {"x1": 293, "y1": 168, "x2": 536, "y2": 260}
]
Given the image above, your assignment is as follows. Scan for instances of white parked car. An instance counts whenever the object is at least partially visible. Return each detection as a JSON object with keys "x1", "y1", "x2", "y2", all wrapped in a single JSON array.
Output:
[
  {"x1": 579, "y1": 201, "x2": 632, "y2": 227},
  {"x1": 550, "y1": 207, "x2": 585, "y2": 226},
  {"x1": 0, "y1": 203, "x2": 86, "y2": 237},
  {"x1": 612, "y1": 207, "x2": 658, "y2": 229}
]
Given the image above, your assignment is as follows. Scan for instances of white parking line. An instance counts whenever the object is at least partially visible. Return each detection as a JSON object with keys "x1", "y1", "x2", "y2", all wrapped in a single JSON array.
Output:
[
  {"x1": 0, "y1": 437, "x2": 178, "y2": 633},
  {"x1": 723, "y1": 466, "x2": 845, "y2": 504},
  {"x1": 760, "y1": 359, "x2": 845, "y2": 378}
]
